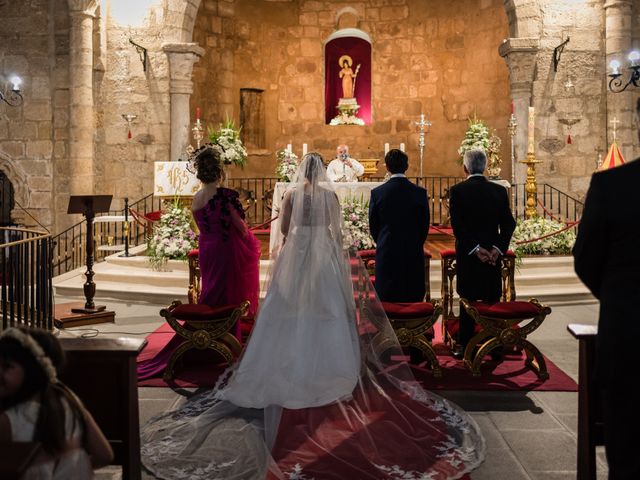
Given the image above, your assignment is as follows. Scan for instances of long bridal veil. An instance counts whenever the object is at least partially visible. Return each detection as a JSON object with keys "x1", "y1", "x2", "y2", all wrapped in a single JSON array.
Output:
[{"x1": 141, "y1": 154, "x2": 485, "y2": 480}]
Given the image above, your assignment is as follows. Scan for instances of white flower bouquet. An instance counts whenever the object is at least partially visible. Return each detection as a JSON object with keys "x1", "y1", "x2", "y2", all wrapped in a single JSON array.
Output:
[
  {"x1": 341, "y1": 196, "x2": 375, "y2": 251},
  {"x1": 458, "y1": 116, "x2": 502, "y2": 175},
  {"x1": 330, "y1": 113, "x2": 365, "y2": 126},
  {"x1": 509, "y1": 217, "x2": 576, "y2": 257},
  {"x1": 147, "y1": 199, "x2": 198, "y2": 270},
  {"x1": 208, "y1": 118, "x2": 248, "y2": 168},
  {"x1": 275, "y1": 149, "x2": 299, "y2": 182}
]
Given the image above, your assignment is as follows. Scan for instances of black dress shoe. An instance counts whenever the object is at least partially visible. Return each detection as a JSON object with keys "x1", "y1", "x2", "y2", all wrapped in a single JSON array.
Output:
[{"x1": 452, "y1": 345, "x2": 465, "y2": 360}]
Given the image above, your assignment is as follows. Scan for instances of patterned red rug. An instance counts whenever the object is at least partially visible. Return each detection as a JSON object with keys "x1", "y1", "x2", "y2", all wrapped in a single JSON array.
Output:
[{"x1": 137, "y1": 323, "x2": 577, "y2": 391}]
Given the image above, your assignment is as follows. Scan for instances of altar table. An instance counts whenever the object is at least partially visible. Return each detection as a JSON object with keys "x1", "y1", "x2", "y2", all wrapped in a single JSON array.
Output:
[{"x1": 269, "y1": 181, "x2": 383, "y2": 253}]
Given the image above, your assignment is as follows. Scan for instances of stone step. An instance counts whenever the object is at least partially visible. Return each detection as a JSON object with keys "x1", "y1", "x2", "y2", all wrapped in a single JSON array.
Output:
[{"x1": 54, "y1": 253, "x2": 592, "y2": 307}]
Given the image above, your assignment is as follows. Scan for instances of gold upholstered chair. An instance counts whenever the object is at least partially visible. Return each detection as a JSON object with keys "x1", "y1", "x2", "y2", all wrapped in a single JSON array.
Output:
[
  {"x1": 187, "y1": 249, "x2": 201, "y2": 304},
  {"x1": 160, "y1": 300, "x2": 249, "y2": 382},
  {"x1": 459, "y1": 298, "x2": 552, "y2": 379},
  {"x1": 440, "y1": 248, "x2": 517, "y2": 351},
  {"x1": 357, "y1": 248, "x2": 433, "y2": 301}
]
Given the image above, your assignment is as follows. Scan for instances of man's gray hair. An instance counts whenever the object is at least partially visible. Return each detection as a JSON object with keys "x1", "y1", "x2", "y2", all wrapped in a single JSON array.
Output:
[{"x1": 463, "y1": 149, "x2": 487, "y2": 174}]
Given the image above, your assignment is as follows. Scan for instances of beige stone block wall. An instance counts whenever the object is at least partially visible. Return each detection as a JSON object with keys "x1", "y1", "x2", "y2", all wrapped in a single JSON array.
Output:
[{"x1": 191, "y1": 0, "x2": 510, "y2": 180}]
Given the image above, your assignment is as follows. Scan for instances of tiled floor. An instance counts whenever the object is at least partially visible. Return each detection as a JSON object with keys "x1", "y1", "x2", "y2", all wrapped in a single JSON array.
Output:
[{"x1": 55, "y1": 293, "x2": 607, "y2": 479}]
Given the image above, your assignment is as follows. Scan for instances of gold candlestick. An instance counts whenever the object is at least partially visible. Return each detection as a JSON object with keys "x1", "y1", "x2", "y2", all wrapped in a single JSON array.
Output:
[{"x1": 521, "y1": 152, "x2": 541, "y2": 219}]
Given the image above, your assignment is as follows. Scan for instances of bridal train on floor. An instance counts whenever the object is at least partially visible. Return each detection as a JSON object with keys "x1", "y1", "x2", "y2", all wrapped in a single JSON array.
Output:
[{"x1": 140, "y1": 154, "x2": 485, "y2": 479}]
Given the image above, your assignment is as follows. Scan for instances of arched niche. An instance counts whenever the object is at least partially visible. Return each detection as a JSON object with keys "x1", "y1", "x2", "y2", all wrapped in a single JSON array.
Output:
[
  {"x1": 324, "y1": 28, "x2": 372, "y2": 125},
  {"x1": 0, "y1": 150, "x2": 29, "y2": 226}
]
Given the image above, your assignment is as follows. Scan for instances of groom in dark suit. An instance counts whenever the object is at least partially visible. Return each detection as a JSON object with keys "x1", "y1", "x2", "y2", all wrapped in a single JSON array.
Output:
[
  {"x1": 369, "y1": 149, "x2": 429, "y2": 302},
  {"x1": 449, "y1": 149, "x2": 516, "y2": 358},
  {"x1": 572, "y1": 97, "x2": 640, "y2": 479}
]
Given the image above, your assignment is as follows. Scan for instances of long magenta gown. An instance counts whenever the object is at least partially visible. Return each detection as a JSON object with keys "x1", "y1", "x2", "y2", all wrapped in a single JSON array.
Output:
[
  {"x1": 137, "y1": 187, "x2": 260, "y2": 381},
  {"x1": 193, "y1": 187, "x2": 261, "y2": 321}
]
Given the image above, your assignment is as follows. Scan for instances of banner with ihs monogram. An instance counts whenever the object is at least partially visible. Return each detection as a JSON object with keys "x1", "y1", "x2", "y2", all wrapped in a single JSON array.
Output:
[{"x1": 154, "y1": 162, "x2": 200, "y2": 197}]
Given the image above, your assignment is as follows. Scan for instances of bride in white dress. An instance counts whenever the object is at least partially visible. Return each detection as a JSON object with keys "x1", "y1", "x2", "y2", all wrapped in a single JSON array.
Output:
[{"x1": 141, "y1": 154, "x2": 485, "y2": 480}]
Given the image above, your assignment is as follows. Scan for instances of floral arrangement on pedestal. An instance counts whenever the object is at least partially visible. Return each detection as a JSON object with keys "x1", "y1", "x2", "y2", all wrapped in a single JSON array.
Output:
[
  {"x1": 458, "y1": 117, "x2": 502, "y2": 178},
  {"x1": 147, "y1": 199, "x2": 198, "y2": 270},
  {"x1": 206, "y1": 118, "x2": 248, "y2": 168},
  {"x1": 341, "y1": 196, "x2": 375, "y2": 250},
  {"x1": 275, "y1": 149, "x2": 299, "y2": 182},
  {"x1": 509, "y1": 217, "x2": 576, "y2": 257},
  {"x1": 330, "y1": 112, "x2": 365, "y2": 126}
]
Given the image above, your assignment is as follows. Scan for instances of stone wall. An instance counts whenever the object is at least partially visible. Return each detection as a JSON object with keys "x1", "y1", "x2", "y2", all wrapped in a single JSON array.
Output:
[
  {"x1": 191, "y1": 0, "x2": 511, "y2": 179},
  {"x1": 2, "y1": 0, "x2": 639, "y2": 234},
  {"x1": 0, "y1": 0, "x2": 65, "y2": 229}
]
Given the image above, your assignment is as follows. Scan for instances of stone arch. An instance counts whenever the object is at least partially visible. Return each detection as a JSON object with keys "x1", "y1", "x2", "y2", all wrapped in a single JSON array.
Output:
[
  {"x1": 503, "y1": 0, "x2": 542, "y2": 39},
  {"x1": 335, "y1": 6, "x2": 361, "y2": 30},
  {"x1": 163, "y1": 0, "x2": 202, "y2": 42},
  {"x1": 0, "y1": 149, "x2": 29, "y2": 225}
]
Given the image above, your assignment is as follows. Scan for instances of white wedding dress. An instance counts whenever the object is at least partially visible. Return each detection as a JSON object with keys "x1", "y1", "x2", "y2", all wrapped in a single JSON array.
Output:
[{"x1": 141, "y1": 155, "x2": 485, "y2": 480}]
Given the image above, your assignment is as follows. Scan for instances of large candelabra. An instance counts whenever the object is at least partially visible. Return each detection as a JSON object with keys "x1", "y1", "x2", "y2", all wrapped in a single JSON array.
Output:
[
  {"x1": 508, "y1": 111, "x2": 517, "y2": 187},
  {"x1": 414, "y1": 113, "x2": 432, "y2": 178}
]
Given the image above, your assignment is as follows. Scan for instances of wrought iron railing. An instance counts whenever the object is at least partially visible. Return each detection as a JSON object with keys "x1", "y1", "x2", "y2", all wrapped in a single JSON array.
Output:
[
  {"x1": 47, "y1": 177, "x2": 584, "y2": 278},
  {"x1": 1, "y1": 227, "x2": 54, "y2": 330},
  {"x1": 512, "y1": 183, "x2": 584, "y2": 224},
  {"x1": 51, "y1": 194, "x2": 164, "y2": 277},
  {"x1": 227, "y1": 176, "x2": 465, "y2": 227}
]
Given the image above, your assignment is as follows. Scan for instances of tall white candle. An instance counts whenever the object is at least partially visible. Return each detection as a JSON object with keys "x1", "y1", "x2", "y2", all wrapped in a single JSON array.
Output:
[
  {"x1": 384, "y1": 143, "x2": 390, "y2": 155},
  {"x1": 527, "y1": 106, "x2": 535, "y2": 154},
  {"x1": 400, "y1": 143, "x2": 405, "y2": 152},
  {"x1": 302, "y1": 143, "x2": 308, "y2": 155},
  {"x1": 287, "y1": 143, "x2": 292, "y2": 153}
]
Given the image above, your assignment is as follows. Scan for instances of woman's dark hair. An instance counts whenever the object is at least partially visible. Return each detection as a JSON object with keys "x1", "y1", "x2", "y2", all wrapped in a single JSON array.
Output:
[
  {"x1": 194, "y1": 147, "x2": 224, "y2": 184},
  {"x1": 0, "y1": 328, "x2": 86, "y2": 455},
  {"x1": 303, "y1": 152, "x2": 323, "y2": 183},
  {"x1": 385, "y1": 149, "x2": 409, "y2": 174}
]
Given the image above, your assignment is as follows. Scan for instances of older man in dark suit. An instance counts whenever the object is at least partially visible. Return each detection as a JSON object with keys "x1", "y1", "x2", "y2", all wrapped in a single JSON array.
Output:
[
  {"x1": 573, "y1": 97, "x2": 640, "y2": 479},
  {"x1": 449, "y1": 149, "x2": 516, "y2": 358},
  {"x1": 369, "y1": 149, "x2": 429, "y2": 303}
]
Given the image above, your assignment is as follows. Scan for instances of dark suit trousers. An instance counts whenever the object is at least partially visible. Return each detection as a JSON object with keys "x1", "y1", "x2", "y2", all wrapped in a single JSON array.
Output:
[{"x1": 602, "y1": 386, "x2": 640, "y2": 479}]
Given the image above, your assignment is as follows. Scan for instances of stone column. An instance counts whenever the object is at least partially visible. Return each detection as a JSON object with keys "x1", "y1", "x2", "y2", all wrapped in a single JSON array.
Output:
[
  {"x1": 499, "y1": 37, "x2": 539, "y2": 187},
  {"x1": 162, "y1": 43, "x2": 205, "y2": 161},
  {"x1": 604, "y1": 0, "x2": 635, "y2": 158},
  {"x1": 67, "y1": 0, "x2": 98, "y2": 195}
]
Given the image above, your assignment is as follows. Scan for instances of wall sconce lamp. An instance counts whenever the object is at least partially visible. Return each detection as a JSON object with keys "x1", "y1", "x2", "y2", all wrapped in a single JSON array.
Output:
[
  {"x1": 608, "y1": 51, "x2": 640, "y2": 93},
  {"x1": 0, "y1": 76, "x2": 23, "y2": 107},
  {"x1": 129, "y1": 38, "x2": 148, "y2": 72},
  {"x1": 553, "y1": 37, "x2": 570, "y2": 72}
]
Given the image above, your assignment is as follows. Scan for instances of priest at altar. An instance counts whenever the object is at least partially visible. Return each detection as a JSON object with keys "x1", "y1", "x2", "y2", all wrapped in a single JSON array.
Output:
[{"x1": 326, "y1": 144, "x2": 365, "y2": 182}]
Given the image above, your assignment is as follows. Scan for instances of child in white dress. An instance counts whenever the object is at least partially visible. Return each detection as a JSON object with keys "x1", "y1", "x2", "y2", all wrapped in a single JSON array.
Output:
[{"x1": 0, "y1": 327, "x2": 113, "y2": 479}]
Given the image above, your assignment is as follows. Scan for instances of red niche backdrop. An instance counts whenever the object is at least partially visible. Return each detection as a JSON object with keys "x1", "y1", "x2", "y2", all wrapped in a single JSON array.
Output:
[{"x1": 324, "y1": 35, "x2": 372, "y2": 125}]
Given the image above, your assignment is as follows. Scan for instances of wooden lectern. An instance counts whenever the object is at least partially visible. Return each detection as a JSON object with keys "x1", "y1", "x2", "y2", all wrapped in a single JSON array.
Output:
[{"x1": 67, "y1": 195, "x2": 112, "y2": 314}]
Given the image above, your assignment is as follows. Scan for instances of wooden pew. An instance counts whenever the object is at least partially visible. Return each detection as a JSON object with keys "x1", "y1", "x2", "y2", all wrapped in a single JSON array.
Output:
[
  {"x1": 567, "y1": 324, "x2": 604, "y2": 480},
  {"x1": 59, "y1": 336, "x2": 146, "y2": 480}
]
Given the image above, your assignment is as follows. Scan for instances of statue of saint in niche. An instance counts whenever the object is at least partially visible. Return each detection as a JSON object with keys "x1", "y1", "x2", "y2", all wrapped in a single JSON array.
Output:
[{"x1": 338, "y1": 55, "x2": 361, "y2": 99}]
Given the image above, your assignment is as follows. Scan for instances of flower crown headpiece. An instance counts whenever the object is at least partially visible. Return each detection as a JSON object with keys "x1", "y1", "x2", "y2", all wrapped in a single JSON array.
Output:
[{"x1": 0, "y1": 328, "x2": 58, "y2": 383}]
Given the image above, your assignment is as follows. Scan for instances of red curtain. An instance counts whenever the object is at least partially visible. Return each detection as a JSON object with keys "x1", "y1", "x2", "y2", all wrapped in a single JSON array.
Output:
[{"x1": 324, "y1": 36, "x2": 372, "y2": 125}]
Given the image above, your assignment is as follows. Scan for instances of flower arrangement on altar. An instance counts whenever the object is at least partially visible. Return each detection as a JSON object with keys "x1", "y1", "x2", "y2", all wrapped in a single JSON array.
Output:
[
  {"x1": 458, "y1": 116, "x2": 502, "y2": 178},
  {"x1": 275, "y1": 149, "x2": 299, "y2": 182},
  {"x1": 341, "y1": 196, "x2": 375, "y2": 251},
  {"x1": 205, "y1": 118, "x2": 248, "y2": 168},
  {"x1": 147, "y1": 199, "x2": 198, "y2": 270},
  {"x1": 330, "y1": 112, "x2": 365, "y2": 126},
  {"x1": 509, "y1": 217, "x2": 576, "y2": 257}
]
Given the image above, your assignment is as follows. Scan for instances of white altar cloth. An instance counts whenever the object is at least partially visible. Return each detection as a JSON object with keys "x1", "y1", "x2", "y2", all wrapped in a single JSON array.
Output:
[{"x1": 269, "y1": 181, "x2": 383, "y2": 253}]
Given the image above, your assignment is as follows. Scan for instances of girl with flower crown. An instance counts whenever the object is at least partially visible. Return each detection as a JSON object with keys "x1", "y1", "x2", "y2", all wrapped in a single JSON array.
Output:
[{"x1": 0, "y1": 327, "x2": 113, "y2": 479}]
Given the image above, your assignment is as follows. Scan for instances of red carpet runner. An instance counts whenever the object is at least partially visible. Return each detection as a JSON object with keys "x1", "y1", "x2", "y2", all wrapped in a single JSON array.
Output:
[{"x1": 137, "y1": 323, "x2": 577, "y2": 392}]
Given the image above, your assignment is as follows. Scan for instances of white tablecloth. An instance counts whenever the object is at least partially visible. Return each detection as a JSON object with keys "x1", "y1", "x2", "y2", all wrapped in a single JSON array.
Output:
[{"x1": 269, "y1": 181, "x2": 383, "y2": 253}]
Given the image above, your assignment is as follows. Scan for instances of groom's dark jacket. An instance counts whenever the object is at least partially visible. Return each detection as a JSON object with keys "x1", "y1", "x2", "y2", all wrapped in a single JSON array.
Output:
[{"x1": 369, "y1": 176, "x2": 429, "y2": 302}]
